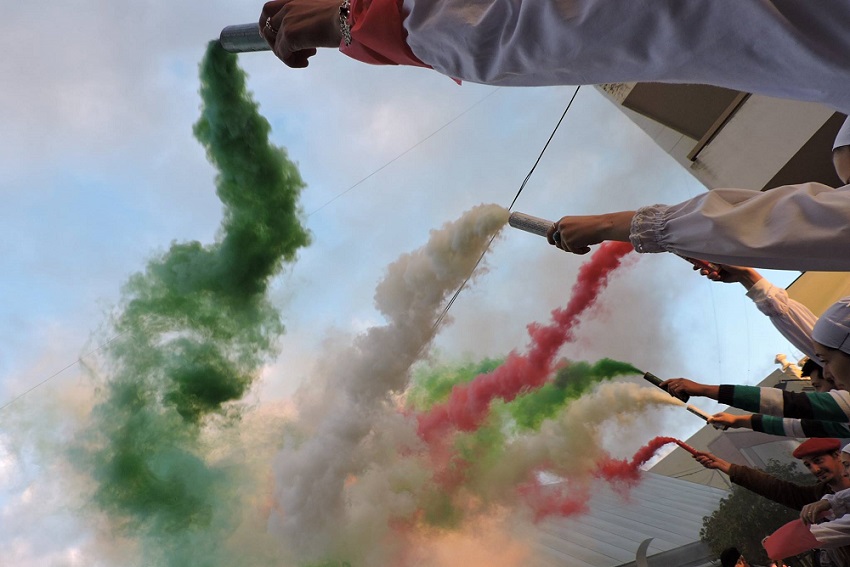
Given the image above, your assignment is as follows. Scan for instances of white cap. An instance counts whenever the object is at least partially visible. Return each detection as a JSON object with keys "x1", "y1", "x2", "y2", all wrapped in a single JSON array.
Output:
[{"x1": 813, "y1": 297, "x2": 850, "y2": 354}]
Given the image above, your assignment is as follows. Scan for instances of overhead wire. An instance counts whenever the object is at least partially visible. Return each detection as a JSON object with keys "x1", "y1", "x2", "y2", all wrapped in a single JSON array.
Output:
[
  {"x1": 0, "y1": 87, "x2": 504, "y2": 413},
  {"x1": 1, "y1": 86, "x2": 580, "y2": 412},
  {"x1": 307, "y1": 87, "x2": 502, "y2": 218},
  {"x1": 0, "y1": 332, "x2": 124, "y2": 412},
  {"x1": 431, "y1": 86, "x2": 581, "y2": 335}
]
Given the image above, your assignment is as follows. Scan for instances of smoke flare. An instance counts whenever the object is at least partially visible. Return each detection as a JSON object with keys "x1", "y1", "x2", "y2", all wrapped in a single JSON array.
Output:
[
  {"x1": 74, "y1": 41, "x2": 310, "y2": 566},
  {"x1": 269, "y1": 204, "x2": 509, "y2": 564},
  {"x1": 417, "y1": 241, "x2": 633, "y2": 442},
  {"x1": 510, "y1": 358, "x2": 642, "y2": 430}
]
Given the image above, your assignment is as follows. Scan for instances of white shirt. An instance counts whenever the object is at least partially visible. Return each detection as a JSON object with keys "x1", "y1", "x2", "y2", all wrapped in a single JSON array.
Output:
[
  {"x1": 401, "y1": 0, "x2": 850, "y2": 114},
  {"x1": 630, "y1": 183, "x2": 850, "y2": 271},
  {"x1": 746, "y1": 278, "x2": 818, "y2": 360}
]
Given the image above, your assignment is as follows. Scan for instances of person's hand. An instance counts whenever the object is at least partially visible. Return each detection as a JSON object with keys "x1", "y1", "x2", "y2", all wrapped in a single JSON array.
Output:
[
  {"x1": 801, "y1": 499, "x2": 832, "y2": 525},
  {"x1": 546, "y1": 211, "x2": 634, "y2": 255},
  {"x1": 708, "y1": 412, "x2": 750, "y2": 429},
  {"x1": 692, "y1": 451, "x2": 732, "y2": 474},
  {"x1": 660, "y1": 378, "x2": 708, "y2": 399},
  {"x1": 260, "y1": 0, "x2": 343, "y2": 68},
  {"x1": 692, "y1": 263, "x2": 762, "y2": 289}
]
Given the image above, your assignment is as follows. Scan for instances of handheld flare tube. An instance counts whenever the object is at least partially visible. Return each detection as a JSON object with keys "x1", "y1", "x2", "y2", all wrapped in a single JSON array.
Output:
[
  {"x1": 642, "y1": 371, "x2": 689, "y2": 403},
  {"x1": 508, "y1": 212, "x2": 559, "y2": 242},
  {"x1": 509, "y1": 212, "x2": 721, "y2": 277},
  {"x1": 643, "y1": 372, "x2": 729, "y2": 430},
  {"x1": 674, "y1": 440, "x2": 700, "y2": 456},
  {"x1": 219, "y1": 23, "x2": 272, "y2": 53}
]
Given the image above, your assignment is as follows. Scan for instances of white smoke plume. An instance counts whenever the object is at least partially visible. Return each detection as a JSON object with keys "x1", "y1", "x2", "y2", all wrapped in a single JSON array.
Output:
[{"x1": 269, "y1": 203, "x2": 510, "y2": 564}]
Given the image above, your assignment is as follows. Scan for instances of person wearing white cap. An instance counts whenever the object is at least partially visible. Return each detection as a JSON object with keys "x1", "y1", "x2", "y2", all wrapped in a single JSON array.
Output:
[{"x1": 659, "y1": 297, "x2": 850, "y2": 423}]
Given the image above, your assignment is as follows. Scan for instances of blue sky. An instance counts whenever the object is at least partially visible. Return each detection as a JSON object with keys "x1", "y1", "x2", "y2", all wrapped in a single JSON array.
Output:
[{"x1": 0, "y1": 2, "x2": 801, "y2": 564}]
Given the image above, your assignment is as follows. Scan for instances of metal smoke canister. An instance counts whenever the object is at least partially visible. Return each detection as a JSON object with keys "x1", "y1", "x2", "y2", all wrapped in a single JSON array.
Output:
[
  {"x1": 642, "y1": 371, "x2": 690, "y2": 403},
  {"x1": 508, "y1": 212, "x2": 561, "y2": 242},
  {"x1": 219, "y1": 23, "x2": 272, "y2": 53}
]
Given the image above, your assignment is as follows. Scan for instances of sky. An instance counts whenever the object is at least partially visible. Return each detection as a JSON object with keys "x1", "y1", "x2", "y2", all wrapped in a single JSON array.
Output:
[{"x1": 0, "y1": 2, "x2": 803, "y2": 566}]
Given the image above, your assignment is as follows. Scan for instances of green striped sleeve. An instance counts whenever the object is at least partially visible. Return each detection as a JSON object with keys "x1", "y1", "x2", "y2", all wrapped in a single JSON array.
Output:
[
  {"x1": 719, "y1": 385, "x2": 762, "y2": 413},
  {"x1": 809, "y1": 391, "x2": 850, "y2": 422},
  {"x1": 753, "y1": 415, "x2": 789, "y2": 436}
]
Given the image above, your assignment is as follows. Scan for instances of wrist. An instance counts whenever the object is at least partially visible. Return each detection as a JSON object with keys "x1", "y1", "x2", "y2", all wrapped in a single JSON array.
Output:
[
  {"x1": 734, "y1": 414, "x2": 752, "y2": 429},
  {"x1": 600, "y1": 211, "x2": 635, "y2": 242},
  {"x1": 738, "y1": 269, "x2": 762, "y2": 290},
  {"x1": 339, "y1": 0, "x2": 351, "y2": 46}
]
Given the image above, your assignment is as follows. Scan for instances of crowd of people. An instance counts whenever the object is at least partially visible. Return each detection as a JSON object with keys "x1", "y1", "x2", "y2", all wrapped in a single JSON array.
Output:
[{"x1": 255, "y1": 1, "x2": 850, "y2": 564}]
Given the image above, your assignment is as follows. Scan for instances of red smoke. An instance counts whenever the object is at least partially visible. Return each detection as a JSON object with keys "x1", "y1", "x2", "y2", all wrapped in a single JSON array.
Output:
[
  {"x1": 417, "y1": 242, "x2": 633, "y2": 443},
  {"x1": 596, "y1": 436, "x2": 679, "y2": 485},
  {"x1": 520, "y1": 481, "x2": 590, "y2": 522},
  {"x1": 528, "y1": 436, "x2": 685, "y2": 521}
]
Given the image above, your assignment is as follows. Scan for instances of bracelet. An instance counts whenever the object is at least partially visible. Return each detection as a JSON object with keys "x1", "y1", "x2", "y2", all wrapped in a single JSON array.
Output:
[{"x1": 339, "y1": 0, "x2": 352, "y2": 47}]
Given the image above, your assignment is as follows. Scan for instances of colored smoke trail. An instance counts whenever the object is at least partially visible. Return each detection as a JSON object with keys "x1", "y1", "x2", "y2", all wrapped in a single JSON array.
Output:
[
  {"x1": 0, "y1": 37, "x2": 705, "y2": 567},
  {"x1": 596, "y1": 436, "x2": 682, "y2": 485},
  {"x1": 509, "y1": 358, "x2": 642, "y2": 430},
  {"x1": 410, "y1": 356, "x2": 642, "y2": 505},
  {"x1": 399, "y1": 375, "x2": 685, "y2": 530},
  {"x1": 268, "y1": 204, "x2": 510, "y2": 565},
  {"x1": 503, "y1": 387, "x2": 686, "y2": 521},
  {"x1": 416, "y1": 241, "x2": 633, "y2": 442},
  {"x1": 407, "y1": 358, "x2": 505, "y2": 411},
  {"x1": 73, "y1": 41, "x2": 309, "y2": 566}
]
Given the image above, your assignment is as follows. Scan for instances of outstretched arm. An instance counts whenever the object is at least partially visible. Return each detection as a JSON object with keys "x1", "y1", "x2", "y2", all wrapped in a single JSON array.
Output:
[
  {"x1": 692, "y1": 450, "x2": 732, "y2": 475},
  {"x1": 659, "y1": 378, "x2": 720, "y2": 401},
  {"x1": 710, "y1": 412, "x2": 850, "y2": 438},
  {"x1": 660, "y1": 379, "x2": 850, "y2": 421},
  {"x1": 550, "y1": 183, "x2": 850, "y2": 271}
]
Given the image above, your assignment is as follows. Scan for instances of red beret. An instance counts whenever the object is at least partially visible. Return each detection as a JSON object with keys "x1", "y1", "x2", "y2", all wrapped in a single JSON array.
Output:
[{"x1": 793, "y1": 438, "x2": 841, "y2": 459}]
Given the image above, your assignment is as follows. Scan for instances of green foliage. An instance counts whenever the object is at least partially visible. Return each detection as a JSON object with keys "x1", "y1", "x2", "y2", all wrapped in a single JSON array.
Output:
[{"x1": 701, "y1": 459, "x2": 813, "y2": 565}]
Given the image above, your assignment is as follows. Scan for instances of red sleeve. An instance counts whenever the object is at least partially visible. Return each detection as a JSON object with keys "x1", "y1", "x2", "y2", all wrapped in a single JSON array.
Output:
[{"x1": 340, "y1": 0, "x2": 429, "y2": 68}]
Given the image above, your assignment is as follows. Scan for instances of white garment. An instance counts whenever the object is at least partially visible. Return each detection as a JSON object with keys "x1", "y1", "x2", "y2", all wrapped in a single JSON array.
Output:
[
  {"x1": 746, "y1": 279, "x2": 818, "y2": 360},
  {"x1": 629, "y1": 183, "x2": 850, "y2": 271},
  {"x1": 824, "y1": 488, "x2": 850, "y2": 519},
  {"x1": 400, "y1": 0, "x2": 850, "y2": 114},
  {"x1": 811, "y1": 515, "x2": 850, "y2": 549}
]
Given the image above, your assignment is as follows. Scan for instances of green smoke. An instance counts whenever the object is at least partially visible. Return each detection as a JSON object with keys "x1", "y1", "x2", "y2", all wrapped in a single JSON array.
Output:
[
  {"x1": 509, "y1": 359, "x2": 641, "y2": 430},
  {"x1": 406, "y1": 357, "x2": 639, "y2": 522},
  {"x1": 407, "y1": 357, "x2": 504, "y2": 411},
  {"x1": 76, "y1": 41, "x2": 309, "y2": 565}
]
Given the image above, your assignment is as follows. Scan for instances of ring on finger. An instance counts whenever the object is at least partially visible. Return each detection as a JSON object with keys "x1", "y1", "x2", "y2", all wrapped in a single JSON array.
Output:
[{"x1": 264, "y1": 16, "x2": 277, "y2": 35}]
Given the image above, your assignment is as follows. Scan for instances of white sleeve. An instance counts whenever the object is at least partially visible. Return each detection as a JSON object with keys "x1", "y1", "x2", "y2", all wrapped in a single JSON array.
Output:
[
  {"x1": 825, "y1": 489, "x2": 850, "y2": 518},
  {"x1": 398, "y1": 0, "x2": 850, "y2": 115},
  {"x1": 745, "y1": 279, "x2": 817, "y2": 359},
  {"x1": 629, "y1": 183, "x2": 850, "y2": 271},
  {"x1": 811, "y1": 515, "x2": 850, "y2": 549}
]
